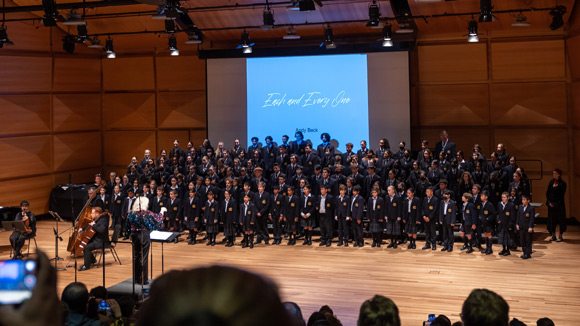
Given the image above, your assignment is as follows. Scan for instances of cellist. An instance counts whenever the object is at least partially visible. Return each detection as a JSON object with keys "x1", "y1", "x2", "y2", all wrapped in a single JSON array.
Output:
[
  {"x1": 78, "y1": 206, "x2": 109, "y2": 271},
  {"x1": 9, "y1": 200, "x2": 36, "y2": 259}
]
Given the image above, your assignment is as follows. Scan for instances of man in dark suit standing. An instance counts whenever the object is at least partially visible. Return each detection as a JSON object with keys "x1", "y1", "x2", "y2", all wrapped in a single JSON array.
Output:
[{"x1": 435, "y1": 130, "x2": 457, "y2": 161}]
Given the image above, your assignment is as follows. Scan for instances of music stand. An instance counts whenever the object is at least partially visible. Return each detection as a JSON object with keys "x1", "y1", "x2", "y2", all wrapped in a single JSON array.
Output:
[
  {"x1": 150, "y1": 230, "x2": 180, "y2": 275},
  {"x1": 48, "y1": 211, "x2": 68, "y2": 271},
  {"x1": 2, "y1": 221, "x2": 25, "y2": 232}
]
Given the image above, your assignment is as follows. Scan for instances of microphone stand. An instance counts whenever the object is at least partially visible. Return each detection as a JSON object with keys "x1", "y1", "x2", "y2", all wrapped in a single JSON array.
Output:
[{"x1": 48, "y1": 211, "x2": 67, "y2": 272}]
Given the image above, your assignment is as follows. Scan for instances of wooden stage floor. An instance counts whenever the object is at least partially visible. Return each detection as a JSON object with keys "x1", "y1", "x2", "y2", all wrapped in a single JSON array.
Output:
[{"x1": 2, "y1": 221, "x2": 580, "y2": 326}]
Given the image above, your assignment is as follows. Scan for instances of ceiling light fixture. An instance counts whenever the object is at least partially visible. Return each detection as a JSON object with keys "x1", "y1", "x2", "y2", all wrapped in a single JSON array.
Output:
[
  {"x1": 283, "y1": 26, "x2": 301, "y2": 39},
  {"x1": 549, "y1": 6, "x2": 566, "y2": 30},
  {"x1": 62, "y1": 9, "x2": 86, "y2": 26},
  {"x1": 105, "y1": 37, "x2": 116, "y2": 58},
  {"x1": 237, "y1": 30, "x2": 254, "y2": 54},
  {"x1": 320, "y1": 26, "x2": 336, "y2": 49},
  {"x1": 512, "y1": 14, "x2": 530, "y2": 27},
  {"x1": 87, "y1": 36, "x2": 104, "y2": 48},
  {"x1": 366, "y1": 1, "x2": 382, "y2": 28},
  {"x1": 168, "y1": 35, "x2": 179, "y2": 56},
  {"x1": 184, "y1": 30, "x2": 202, "y2": 44},
  {"x1": 299, "y1": 0, "x2": 316, "y2": 11},
  {"x1": 468, "y1": 19, "x2": 479, "y2": 42},
  {"x1": 382, "y1": 24, "x2": 393, "y2": 47},
  {"x1": 479, "y1": 0, "x2": 493, "y2": 22},
  {"x1": 262, "y1": 1, "x2": 275, "y2": 30}
]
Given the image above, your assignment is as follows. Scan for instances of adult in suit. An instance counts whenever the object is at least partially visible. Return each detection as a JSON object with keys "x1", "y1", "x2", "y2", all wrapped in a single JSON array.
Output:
[
  {"x1": 439, "y1": 190, "x2": 456, "y2": 252},
  {"x1": 356, "y1": 140, "x2": 369, "y2": 162},
  {"x1": 402, "y1": 188, "x2": 422, "y2": 249},
  {"x1": 316, "y1": 186, "x2": 335, "y2": 247},
  {"x1": 350, "y1": 185, "x2": 365, "y2": 247},
  {"x1": 367, "y1": 187, "x2": 385, "y2": 248},
  {"x1": 78, "y1": 206, "x2": 109, "y2": 271},
  {"x1": 459, "y1": 193, "x2": 477, "y2": 254},
  {"x1": 302, "y1": 145, "x2": 320, "y2": 177},
  {"x1": 291, "y1": 131, "x2": 308, "y2": 158},
  {"x1": 435, "y1": 130, "x2": 457, "y2": 161},
  {"x1": 546, "y1": 168, "x2": 567, "y2": 242},
  {"x1": 169, "y1": 139, "x2": 186, "y2": 162},
  {"x1": 385, "y1": 185, "x2": 402, "y2": 249},
  {"x1": 516, "y1": 195, "x2": 535, "y2": 259},
  {"x1": 421, "y1": 187, "x2": 439, "y2": 250},
  {"x1": 335, "y1": 185, "x2": 351, "y2": 247},
  {"x1": 317, "y1": 133, "x2": 335, "y2": 158},
  {"x1": 276, "y1": 146, "x2": 291, "y2": 172},
  {"x1": 9, "y1": 200, "x2": 36, "y2": 259}
]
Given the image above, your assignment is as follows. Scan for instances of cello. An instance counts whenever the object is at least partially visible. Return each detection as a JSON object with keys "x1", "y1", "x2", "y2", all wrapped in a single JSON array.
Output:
[{"x1": 67, "y1": 184, "x2": 104, "y2": 255}]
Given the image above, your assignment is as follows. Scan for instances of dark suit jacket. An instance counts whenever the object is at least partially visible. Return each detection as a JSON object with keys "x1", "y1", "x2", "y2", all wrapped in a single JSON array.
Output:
[
  {"x1": 350, "y1": 194, "x2": 365, "y2": 221},
  {"x1": 439, "y1": 199, "x2": 456, "y2": 225},
  {"x1": 517, "y1": 205, "x2": 535, "y2": 229}
]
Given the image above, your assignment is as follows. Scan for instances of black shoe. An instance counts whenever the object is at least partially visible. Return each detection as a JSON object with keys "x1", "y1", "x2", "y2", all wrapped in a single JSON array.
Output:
[
  {"x1": 359, "y1": 241, "x2": 364, "y2": 247},
  {"x1": 353, "y1": 242, "x2": 359, "y2": 247},
  {"x1": 206, "y1": 241, "x2": 212, "y2": 246},
  {"x1": 393, "y1": 242, "x2": 397, "y2": 249},
  {"x1": 344, "y1": 241, "x2": 349, "y2": 247},
  {"x1": 188, "y1": 240, "x2": 194, "y2": 245},
  {"x1": 466, "y1": 247, "x2": 474, "y2": 254},
  {"x1": 249, "y1": 241, "x2": 254, "y2": 249},
  {"x1": 308, "y1": 240, "x2": 312, "y2": 245},
  {"x1": 460, "y1": 244, "x2": 468, "y2": 251},
  {"x1": 242, "y1": 239, "x2": 248, "y2": 248},
  {"x1": 422, "y1": 245, "x2": 431, "y2": 250},
  {"x1": 441, "y1": 247, "x2": 448, "y2": 252},
  {"x1": 407, "y1": 243, "x2": 412, "y2": 249},
  {"x1": 447, "y1": 248, "x2": 453, "y2": 252},
  {"x1": 78, "y1": 266, "x2": 89, "y2": 271},
  {"x1": 504, "y1": 250, "x2": 511, "y2": 256},
  {"x1": 387, "y1": 242, "x2": 394, "y2": 248},
  {"x1": 371, "y1": 242, "x2": 377, "y2": 248},
  {"x1": 550, "y1": 234, "x2": 557, "y2": 241},
  {"x1": 485, "y1": 249, "x2": 493, "y2": 255},
  {"x1": 556, "y1": 237, "x2": 563, "y2": 242},
  {"x1": 400, "y1": 239, "x2": 408, "y2": 244},
  {"x1": 522, "y1": 254, "x2": 531, "y2": 259},
  {"x1": 337, "y1": 241, "x2": 343, "y2": 247},
  {"x1": 264, "y1": 240, "x2": 270, "y2": 245},
  {"x1": 319, "y1": 241, "x2": 326, "y2": 247},
  {"x1": 326, "y1": 241, "x2": 331, "y2": 247},
  {"x1": 254, "y1": 239, "x2": 262, "y2": 244},
  {"x1": 302, "y1": 240, "x2": 308, "y2": 245},
  {"x1": 432, "y1": 245, "x2": 437, "y2": 250}
]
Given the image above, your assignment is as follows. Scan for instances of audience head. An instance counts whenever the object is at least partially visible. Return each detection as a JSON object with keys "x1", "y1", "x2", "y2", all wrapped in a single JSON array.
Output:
[
  {"x1": 136, "y1": 265, "x2": 291, "y2": 326},
  {"x1": 536, "y1": 317, "x2": 554, "y2": 326},
  {"x1": 431, "y1": 315, "x2": 452, "y2": 326},
  {"x1": 89, "y1": 286, "x2": 107, "y2": 300},
  {"x1": 357, "y1": 295, "x2": 400, "y2": 326},
  {"x1": 461, "y1": 289, "x2": 509, "y2": 326},
  {"x1": 61, "y1": 282, "x2": 90, "y2": 315},
  {"x1": 284, "y1": 302, "x2": 306, "y2": 326}
]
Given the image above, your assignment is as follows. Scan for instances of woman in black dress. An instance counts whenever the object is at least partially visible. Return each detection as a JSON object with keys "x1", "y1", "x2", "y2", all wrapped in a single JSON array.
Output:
[{"x1": 546, "y1": 168, "x2": 567, "y2": 242}]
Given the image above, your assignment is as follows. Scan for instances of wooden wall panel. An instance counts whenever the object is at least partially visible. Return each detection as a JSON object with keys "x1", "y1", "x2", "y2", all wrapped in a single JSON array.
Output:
[
  {"x1": 0, "y1": 95, "x2": 51, "y2": 135},
  {"x1": 416, "y1": 127, "x2": 491, "y2": 158},
  {"x1": 0, "y1": 136, "x2": 52, "y2": 179},
  {"x1": 567, "y1": 34, "x2": 580, "y2": 81},
  {"x1": 189, "y1": 129, "x2": 208, "y2": 147},
  {"x1": 156, "y1": 56, "x2": 206, "y2": 91},
  {"x1": 0, "y1": 175, "x2": 53, "y2": 213},
  {"x1": 157, "y1": 130, "x2": 190, "y2": 154},
  {"x1": 0, "y1": 56, "x2": 52, "y2": 92},
  {"x1": 2, "y1": 21, "x2": 51, "y2": 52},
  {"x1": 491, "y1": 40, "x2": 565, "y2": 81},
  {"x1": 494, "y1": 129, "x2": 568, "y2": 173},
  {"x1": 490, "y1": 82, "x2": 567, "y2": 125},
  {"x1": 53, "y1": 169, "x2": 101, "y2": 187},
  {"x1": 572, "y1": 82, "x2": 580, "y2": 128},
  {"x1": 157, "y1": 91, "x2": 207, "y2": 129},
  {"x1": 103, "y1": 93, "x2": 156, "y2": 130},
  {"x1": 102, "y1": 57, "x2": 155, "y2": 91},
  {"x1": 53, "y1": 94, "x2": 102, "y2": 132},
  {"x1": 53, "y1": 58, "x2": 102, "y2": 92},
  {"x1": 53, "y1": 132, "x2": 102, "y2": 172},
  {"x1": 574, "y1": 130, "x2": 580, "y2": 173},
  {"x1": 418, "y1": 84, "x2": 489, "y2": 126},
  {"x1": 418, "y1": 43, "x2": 488, "y2": 83},
  {"x1": 104, "y1": 131, "x2": 155, "y2": 167}
]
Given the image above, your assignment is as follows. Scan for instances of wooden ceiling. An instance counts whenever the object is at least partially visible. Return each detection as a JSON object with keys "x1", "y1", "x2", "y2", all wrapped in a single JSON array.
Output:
[{"x1": 2, "y1": 0, "x2": 577, "y2": 54}]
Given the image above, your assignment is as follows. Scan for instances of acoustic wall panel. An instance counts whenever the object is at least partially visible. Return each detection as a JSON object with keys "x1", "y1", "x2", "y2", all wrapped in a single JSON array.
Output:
[
  {"x1": 491, "y1": 40, "x2": 565, "y2": 81},
  {"x1": 0, "y1": 135, "x2": 52, "y2": 179},
  {"x1": 53, "y1": 132, "x2": 102, "y2": 172},
  {"x1": 53, "y1": 94, "x2": 102, "y2": 132},
  {"x1": 0, "y1": 95, "x2": 51, "y2": 135},
  {"x1": 418, "y1": 43, "x2": 488, "y2": 83},
  {"x1": 102, "y1": 57, "x2": 155, "y2": 91},
  {"x1": 155, "y1": 56, "x2": 206, "y2": 91},
  {"x1": 53, "y1": 58, "x2": 102, "y2": 92},
  {"x1": 418, "y1": 84, "x2": 489, "y2": 126},
  {"x1": 103, "y1": 93, "x2": 156, "y2": 130},
  {"x1": 157, "y1": 91, "x2": 206, "y2": 129},
  {"x1": 104, "y1": 131, "x2": 155, "y2": 167},
  {"x1": 0, "y1": 175, "x2": 53, "y2": 213},
  {"x1": 0, "y1": 56, "x2": 52, "y2": 92}
]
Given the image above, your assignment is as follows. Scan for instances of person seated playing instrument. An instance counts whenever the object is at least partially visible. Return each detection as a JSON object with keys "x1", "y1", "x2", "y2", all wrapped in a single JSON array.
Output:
[
  {"x1": 9, "y1": 200, "x2": 36, "y2": 259},
  {"x1": 78, "y1": 206, "x2": 110, "y2": 271}
]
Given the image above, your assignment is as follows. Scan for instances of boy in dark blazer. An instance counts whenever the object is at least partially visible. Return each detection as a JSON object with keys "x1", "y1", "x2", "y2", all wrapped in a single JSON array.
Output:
[
  {"x1": 385, "y1": 185, "x2": 402, "y2": 249},
  {"x1": 300, "y1": 185, "x2": 316, "y2": 245},
  {"x1": 459, "y1": 193, "x2": 477, "y2": 253},
  {"x1": 421, "y1": 187, "x2": 439, "y2": 250},
  {"x1": 240, "y1": 193, "x2": 256, "y2": 249},
  {"x1": 402, "y1": 188, "x2": 422, "y2": 249},
  {"x1": 479, "y1": 190, "x2": 497, "y2": 255},
  {"x1": 335, "y1": 185, "x2": 351, "y2": 247},
  {"x1": 439, "y1": 189, "x2": 456, "y2": 252},
  {"x1": 316, "y1": 185, "x2": 335, "y2": 247},
  {"x1": 269, "y1": 187, "x2": 284, "y2": 245},
  {"x1": 350, "y1": 185, "x2": 365, "y2": 247},
  {"x1": 496, "y1": 192, "x2": 516, "y2": 256},
  {"x1": 517, "y1": 195, "x2": 535, "y2": 259}
]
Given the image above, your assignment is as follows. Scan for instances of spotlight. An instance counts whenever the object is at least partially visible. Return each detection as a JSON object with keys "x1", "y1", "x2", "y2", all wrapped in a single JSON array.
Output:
[
  {"x1": 62, "y1": 9, "x2": 86, "y2": 26},
  {"x1": 512, "y1": 14, "x2": 530, "y2": 27},
  {"x1": 286, "y1": 0, "x2": 300, "y2": 11},
  {"x1": 467, "y1": 19, "x2": 479, "y2": 42},
  {"x1": 299, "y1": 0, "x2": 316, "y2": 11},
  {"x1": 0, "y1": 25, "x2": 14, "y2": 47},
  {"x1": 366, "y1": 1, "x2": 381, "y2": 28},
  {"x1": 283, "y1": 26, "x2": 301, "y2": 40},
  {"x1": 77, "y1": 25, "x2": 88, "y2": 42},
  {"x1": 479, "y1": 0, "x2": 493, "y2": 23},
  {"x1": 165, "y1": 19, "x2": 176, "y2": 34},
  {"x1": 87, "y1": 37, "x2": 104, "y2": 49},
  {"x1": 153, "y1": 0, "x2": 182, "y2": 20},
  {"x1": 382, "y1": 24, "x2": 393, "y2": 47},
  {"x1": 320, "y1": 26, "x2": 336, "y2": 49},
  {"x1": 236, "y1": 30, "x2": 254, "y2": 54},
  {"x1": 262, "y1": 9, "x2": 274, "y2": 30},
  {"x1": 105, "y1": 37, "x2": 116, "y2": 58},
  {"x1": 549, "y1": 6, "x2": 566, "y2": 30},
  {"x1": 168, "y1": 35, "x2": 179, "y2": 56},
  {"x1": 184, "y1": 31, "x2": 202, "y2": 44},
  {"x1": 62, "y1": 34, "x2": 76, "y2": 54},
  {"x1": 41, "y1": 0, "x2": 60, "y2": 27}
]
